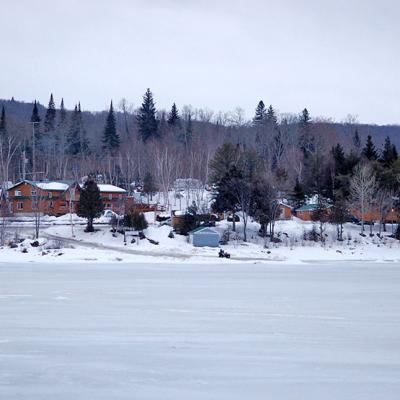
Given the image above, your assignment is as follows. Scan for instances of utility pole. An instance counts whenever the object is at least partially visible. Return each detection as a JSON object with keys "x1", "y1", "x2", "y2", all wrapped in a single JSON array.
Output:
[{"x1": 21, "y1": 150, "x2": 28, "y2": 180}]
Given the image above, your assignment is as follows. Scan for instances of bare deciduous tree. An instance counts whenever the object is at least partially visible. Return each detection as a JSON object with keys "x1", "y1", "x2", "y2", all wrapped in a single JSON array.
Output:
[{"x1": 350, "y1": 163, "x2": 377, "y2": 234}]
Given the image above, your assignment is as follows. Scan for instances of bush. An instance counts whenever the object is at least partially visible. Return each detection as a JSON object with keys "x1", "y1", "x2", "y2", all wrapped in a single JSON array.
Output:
[
  {"x1": 174, "y1": 213, "x2": 198, "y2": 235},
  {"x1": 124, "y1": 211, "x2": 148, "y2": 231}
]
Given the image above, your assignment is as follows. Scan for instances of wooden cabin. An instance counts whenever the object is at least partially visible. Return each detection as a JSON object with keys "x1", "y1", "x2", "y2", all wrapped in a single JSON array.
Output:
[
  {"x1": 7, "y1": 180, "x2": 127, "y2": 216},
  {"x1": 277, "y1": 203, "x2": 292, "y2": 220}
]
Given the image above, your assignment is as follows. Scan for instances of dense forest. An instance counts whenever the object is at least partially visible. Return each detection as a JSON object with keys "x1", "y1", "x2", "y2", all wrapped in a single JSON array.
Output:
[{"x1": 1, "y1": 90, "x2": 400, "y2": 239}]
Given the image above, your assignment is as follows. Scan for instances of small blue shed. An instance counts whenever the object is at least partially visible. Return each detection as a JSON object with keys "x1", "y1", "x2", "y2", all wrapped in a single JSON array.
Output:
[{"x1": 189, "y1": 227, "x2": 220, "y2": 247}]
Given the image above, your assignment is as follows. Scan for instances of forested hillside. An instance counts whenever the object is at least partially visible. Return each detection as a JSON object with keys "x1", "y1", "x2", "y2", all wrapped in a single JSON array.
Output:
[{"x1": 0, "y1": 91, "x2": 399, "y2": 204}]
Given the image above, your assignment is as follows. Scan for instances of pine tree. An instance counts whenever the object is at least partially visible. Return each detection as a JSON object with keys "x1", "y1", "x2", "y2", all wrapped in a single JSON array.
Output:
[
  {"x1": 167, "y1": 103, "x2": 180, "y2": 127},
  {"x1": 0, "y1": 106, "x2": 6, "y2": 137},
  {"x1": 67, "y1": 105, "x2": 80, "y2": 155},
  {"x1": 266, "y1": 105, "x2": 278, "y2": 127},
  {"x1": 30, "y1": 100, "x2": 41, "y2": 124},
  {"x1": 77, "y1": 103, "x2": 89, "y2": 155},
  {"x1": 143, "y1": 171, "x2": 157, "y2": 202},
  {"x1": 332, "y1": 143, "x2": 346, "y2": 175},
  {"x1": 76, "y1": 179, "x2": 104, "y2": 232},
  {"x1": 298, "y1": 108, "x2": 314, "y2": 155},
  {"x1": 137, "y1": 88, "x2": 158, "y2": 142},
  {"x1": 353, "y1": 128, "x2": 361, "y2": 150},
  {"x1": 293, "y1": 179, "x2": 306, "y2": 209},
  {"x1": 253, "y1": 100, "x2": 266, "y2": 126},
  {"x1": 179, "y1": 111, "x2": 193, "y2": 148},
  {"x1": 44, "y1": 93, "x2": 56, "y2": 133},
  {"x1": 58, "y1": 98, "x2": 67, "y2": 128},
  {"x1": 381, "y1": 136, "x2": 398, "y2": 167},
  {"x1": 362, "y1": 135, "x2": 378, "y2": 160},
  {"x1": 30, "y1": 100, "x2": 41, "y2": 144},
  {"x1": 102, "y1": 101, "x2": 120, "y2": 151}
]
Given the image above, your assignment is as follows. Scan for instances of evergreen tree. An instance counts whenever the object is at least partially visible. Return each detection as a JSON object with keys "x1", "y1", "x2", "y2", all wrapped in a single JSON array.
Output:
[
  {"x1": 332, "y1": 143, "x2": 346, "y2": 175},
  {"x1": 381, "y1": 136, "x2": 398, "y2": 167},
  {"x1": 130, "y1": 212, "x2": 148, "y2": 231},
  {"x1": 209, "y1": 142, "x2": 241, "y2": 183},
  {"x1": 76, "y1": 179, "x2": 104, "y2": 232},
  {"x1": 253, "y1": 100, "x2": 266, "y2": 126},
  {"x1": 44, "y1": 93, "x2": 56, "y2": 132},
  {"x1": 30, "y1": 100, "x2": 41, "y2": 124},
  {"x1": 298, "y1": 108, "x2": 314, "y2": 155},
  {"x1": 67, "y1": 105, "x2": 80, "y2": 155},
  {"x1": 0, "y1": 106, "x2": 6, "y2": 137},
  {"x1": 58, "y1": 98, "x2": 67, "y2": 128},
  {"x1": 30, "y1": 100, "x2": 41, "y2": 144},
  {"x1": 293, "y1": 179, "x2": 306, "y2": 209},
  {"x1": 353, "y1": 128, "x2": 361, "y2": 150},
  {"x1": 143, "y1": 171, "x2": 157, "y2": 202},
  {"x1": 77, "y1": 103, "x2": 90, "y2": 155},
  {"x1": 102, "y1": 101, "x2": 120, "y2": 151},
  {"x1": 179, "y1": 111, "x2": 192, "y2": 148},
  {"x1": 167, "y1": 103, "x2": 180, "y2": 127},
  {"x1": 266, "y1": 105, "x2": 278, "y2": 127},
  {"x1": 362, "y1": 135, "x2": 378, "y2": 160},
  {"x1": 137, "y1": 88, "x2": 158, "y2": 142}
]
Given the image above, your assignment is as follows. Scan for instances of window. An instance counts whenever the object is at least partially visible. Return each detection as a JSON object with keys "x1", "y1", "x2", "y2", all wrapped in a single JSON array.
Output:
[
  {"x1": 60, "y1": 202, "x2": 67, "y2": 208},
  {"x1": 15, "y1": 190, "x2": 21, "y2": 197},
  {"x1": 108, "y1": 193, "x2": 113, "y2": 200},
  {"x1": 17, "y1": 202, "x2": 23, "y2": 210},
  {"x1": 48, "y1": 192, "x2": 52, "y2": 199},
  {"x1": 48, "y1": 201, "x2": 54, "y2": 209},
  {"x1": 31, "y1": 190, "x2": 37, "y2": 196},
  {"x1": 119, "y1": 194, "x2": 123, "y2": 199}
]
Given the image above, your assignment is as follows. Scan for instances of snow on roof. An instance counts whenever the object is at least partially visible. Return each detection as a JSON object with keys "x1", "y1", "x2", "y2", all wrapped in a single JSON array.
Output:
[
  {"x1": 189, "y1": 226, "x2": 219, "y2": 235},
  {"x1": 96, "y1": 184, "x2": 126, "y2": 193},
  {"x1": 78, "y1": 183, "x2": 126, "y2": 193},
  {"x1": 35, "y1": 182, "x2": 70, "y2": 191}
]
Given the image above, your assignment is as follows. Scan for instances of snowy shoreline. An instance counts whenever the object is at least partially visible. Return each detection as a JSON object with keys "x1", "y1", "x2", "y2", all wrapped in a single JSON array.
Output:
[{"x1": 1, "y1": 213, "x2": 400, "y2": 265}]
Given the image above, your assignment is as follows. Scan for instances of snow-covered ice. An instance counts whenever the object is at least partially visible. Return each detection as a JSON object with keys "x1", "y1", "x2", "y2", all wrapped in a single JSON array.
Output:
[{"x1": 0, "y1": 262, "x2": 399, "y2": 399}]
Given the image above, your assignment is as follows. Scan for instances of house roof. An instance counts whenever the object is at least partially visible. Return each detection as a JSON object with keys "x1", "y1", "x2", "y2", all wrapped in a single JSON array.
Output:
[
  {"x1": 296, "y1": 203, "x2": 332, "y2": 212},
  {"x1": 8, "y1": 180, "x2": 73, "y2": 192},
  {"x1": 189, "y1": 226, "x2": 219, "y2": 235},
  {"x1": 278, "y1": 202, "x2": 292, "y2": 209},
  {"x1": 79, "y1": 183, "x2": 126, "y2": 193},
  {"x1": 296, "y1": 204, "x2": 318, "y2": 212},
  {"x1": 8, "y1": 180, "x2": 127, "y2": 194}
]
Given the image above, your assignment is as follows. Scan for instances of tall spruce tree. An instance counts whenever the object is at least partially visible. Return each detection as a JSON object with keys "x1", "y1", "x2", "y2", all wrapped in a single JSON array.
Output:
[
  {"x1": 362, "y1": 135, "x2": 378, "y2": 160},
  {"x1": 298, "y1": 108, "x2": 314, "y2": 155},
  {"x1": 77, "y1": 103, "x2": 89, "y2": 155},
  {"x1": 167, "y1": 103, "x2": 180, "y2": 127},
  {"x1": 0, "y1": 106, "x2": 6, "y2": 137},
  {"x1": 293, "y1": 178, "x2": 306, "y2": 209},
  {"x1": 253, "y1": 100, "x2": 266, "y2": 126},
  {"x1": 137, "y1": 88, "x2": 158, "y2": 142},
  {"x1": 266, "y1": 105, "x2": 278, "y2": 127},
  {"x1": 67, "y1": 105, "x2": 80, "y2": 155},
  {"x1": 30, "y1": 100, "x2": 41, "y2": 143},
  {"x1": 353, "y1": 128, "x2": 361, "y2": 150},
  {"x1": 332, "y1": 143, "x2": 346, "y2": 175},
  {"x1": 77, "y1": 179, "x2": 104, "y2": 232},
  {"x1": 30, "y1": 100, "x2": 41, "y2": 124},
  {"x1": 143, "y1": 171, "x2": 157, "y2": 202},
  {"x1": 381, "y1": 136, "x2": 398, "y2": 167},
  {"x1": 44, "y1": 93, "x2": 56, "y2": 132},
  {"x1": 102, "y1": 101, "x2": 120, "y2": 151},
  {"x1": 58, "y1": 98, "x2": 67, "y2": 128}
]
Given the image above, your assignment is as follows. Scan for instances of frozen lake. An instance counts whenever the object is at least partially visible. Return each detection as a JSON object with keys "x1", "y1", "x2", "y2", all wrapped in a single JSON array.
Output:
[{"x1": 0, "y1": 262, "x2": 399, "y2": 399}]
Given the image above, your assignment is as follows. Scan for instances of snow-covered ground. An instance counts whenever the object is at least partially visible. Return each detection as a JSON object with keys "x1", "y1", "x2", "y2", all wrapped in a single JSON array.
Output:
[
  {"x1": 0, "y1": 261, "x2": 399, "y2": 399},
  {"x1": 1, "y1": 212, "x2": 399, "y2": 264}
]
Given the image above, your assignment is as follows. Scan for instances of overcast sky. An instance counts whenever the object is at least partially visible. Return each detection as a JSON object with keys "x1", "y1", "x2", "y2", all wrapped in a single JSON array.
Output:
[{"x1": 1, "y1": 0, "x2": 399, "y2": 124}]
